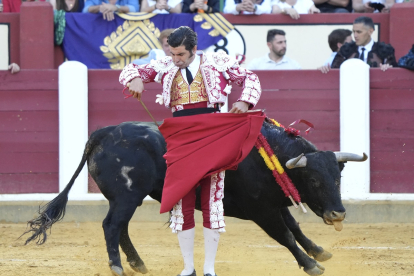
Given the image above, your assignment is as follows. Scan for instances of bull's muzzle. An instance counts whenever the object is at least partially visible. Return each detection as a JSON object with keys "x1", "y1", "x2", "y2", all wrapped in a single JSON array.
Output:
[{"x1": 323, "y1": 211, "x2": 346, "y2": 232}]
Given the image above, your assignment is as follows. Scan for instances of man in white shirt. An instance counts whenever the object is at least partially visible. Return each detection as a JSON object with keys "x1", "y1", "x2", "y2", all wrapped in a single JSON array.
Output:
[
  {"x1": 223, "y1": 0, "x2": 272, "y2": 15},
  {"x1": 247, "y1": 29, "x2": 301, "y2": 70}
]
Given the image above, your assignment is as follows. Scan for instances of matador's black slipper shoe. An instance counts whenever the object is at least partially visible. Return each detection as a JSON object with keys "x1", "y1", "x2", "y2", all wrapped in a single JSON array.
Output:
[
  {"x1": 177, "y1": 269, "x2": 196, "y2": 276},
  {"x1": 204, "y1": 274, "x2": 217, "y2": 276}
]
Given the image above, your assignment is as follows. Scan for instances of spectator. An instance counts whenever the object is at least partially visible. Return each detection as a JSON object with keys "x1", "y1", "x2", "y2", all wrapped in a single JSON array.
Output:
[
  {"x1": 353, "y1": 0, "x2": 394, "y2": 13},
  {"x1": 313, "y1": 0, "x2": 352, "y2": 13},
  {"x1": 331, "y1": 16, "x2": 397, "y2": 71},
  {"x1": 140, "y1": 0, "x2": 182, "y2": 13},
  {"x1": 8, "y1": 63, "x2": 20, "y2": 74},
  {"x1": 51, "y1": 0, "x2": 85, "y2": 12},
  {"x1": 247, "y1": 29, "x2": 301, "y2": 70},
  {"x1": 83, "y1": 0, "x2": 139, "y2": 21},
  {"x1": 318, "y1": 28, "x2": 352, "y2": 73},
  {"x1": 133, "y1": 28, "x2": 174, "y2": 65},
  {"x1": 398, "y1": 44, "x2": 414, "y2": 71},
  {"x1": 223, "y1": 0, "x2": 272, "y2": 15},
  {"x1": 272, "y1": 0, "x2": 320, "y2": 19},
  {"x1": 182, "y1": 0, "x2": 220, "y2": 13}
]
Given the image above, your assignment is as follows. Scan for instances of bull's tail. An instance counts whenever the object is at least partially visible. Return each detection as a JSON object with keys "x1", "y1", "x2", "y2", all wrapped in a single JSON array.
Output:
[{"x1": 21, "y1": 140, "x2": 94, "y2": 245}]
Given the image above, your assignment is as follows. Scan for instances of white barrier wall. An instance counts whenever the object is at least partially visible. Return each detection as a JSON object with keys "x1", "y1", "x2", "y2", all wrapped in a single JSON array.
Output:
[
  {"x1": 58, "y1": 61, "x2": 90, "y2": 196},
  {"x1": 339, "y1": 59, "x2": 371, "y2": 198}
]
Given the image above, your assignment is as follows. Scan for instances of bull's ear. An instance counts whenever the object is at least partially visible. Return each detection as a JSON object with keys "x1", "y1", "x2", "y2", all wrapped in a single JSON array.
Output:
[
  {"x1": 338, "y1": 161, "x2": 345, "y2": 172},
  {"x1": 286, "y1": 153, "x2": 307, "y2": 169}
]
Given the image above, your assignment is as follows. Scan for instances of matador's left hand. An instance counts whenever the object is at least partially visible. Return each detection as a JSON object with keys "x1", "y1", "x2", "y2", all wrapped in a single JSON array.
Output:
[{"x1": 229, "y1": 101, "x2": 249, "y2": 113}]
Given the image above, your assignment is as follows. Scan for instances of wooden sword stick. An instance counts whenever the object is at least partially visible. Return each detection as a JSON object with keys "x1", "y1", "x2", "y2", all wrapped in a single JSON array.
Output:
[
  {"x1": 139, "y1": 98, "x2": 159, "y2": 127},
  {"x1": 127, "y1": 83, "x2": 159, "y2": 127}
]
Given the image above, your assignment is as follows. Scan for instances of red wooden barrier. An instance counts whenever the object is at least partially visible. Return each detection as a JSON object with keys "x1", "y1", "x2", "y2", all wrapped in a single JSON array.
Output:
[
  {"x1": 230, "y1": 70, "x2": 340, "y2": 152},
  {"x1": 370, "y1": 69, "x2": 414, "y2": 193},
  {"x1": 0, "y1": 70, "x2": 59, "y2": 193},
  {"x1": 20, "y1": 2, "x2": 54, "y2": 69},
  {"x1": 1, "y1": 69, "x2": 413, "y2": 194}
]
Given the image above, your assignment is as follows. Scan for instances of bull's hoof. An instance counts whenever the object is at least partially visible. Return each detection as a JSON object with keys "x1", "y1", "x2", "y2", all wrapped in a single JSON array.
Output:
[
  {"x1": 304, "y1": 262, "x2": 325, "y2": 275},
  {"x1": 313, "y1": 250, "x2": 332, "y2": 262},
  {"x1": 110, "y1": 265, "x2": 124, "y2": 276},
  {"x1": 130, "y1": 261, "x2": 149, "y2": 274}
]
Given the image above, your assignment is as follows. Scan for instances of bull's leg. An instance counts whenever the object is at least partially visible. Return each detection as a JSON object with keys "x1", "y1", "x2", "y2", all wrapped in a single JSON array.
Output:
[
  {"x1": 254, "y1": 209, "x2": 325, "y2": 275},
  {"x1": 119, "y1": 222, "x2": 148, "y2": 274},
  {"x1": 281, "y1": 207, "x2": 332, "y2": 262},
  {"x1": 102, "y1": 199, "x2": 139, "y2": 276}
]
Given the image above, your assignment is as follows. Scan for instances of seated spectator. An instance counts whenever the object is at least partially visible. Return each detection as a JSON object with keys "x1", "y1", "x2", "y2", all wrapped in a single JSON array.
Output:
[
  {"x1": 140, "y1": 0, "x2": 182, "y2": 13},
  {"x1": 313, "y1": 0, "x2": 351, "y2": 13},
  {"x1": 133, "y1": 28, "x2": 174, "y2": 65},
  {"x1": 8, "y1": 63, "x2": 20, "y2": 74},
  {"x1": 83, "y1": 0, "x2": 139, "y2": 21},
  {"x1": 398, "y1": 44, "x2": 414, "y2": 71},
  {"x1": 182, "y1": 0, "x2": 220, "y2": 13},
  {"x1": 318, "y1": 28, "x2": 352, "y2": 73},
  {"x1": 353, "y1": 0, "x2": 394, "y2": 13},
  {"x1": 247, "y1": 29, "x2": 301, "y2": 70},
  {"x1": 223, "y1": 0, "x2": 272, "y2": 15},
  {"x1": 272, "y1": 0, "x2": 320, "y2": 20},
  {"x1": 51, "y1": 0, "x2": 85, "y2": 12},
  {"x1": 331, "y1": 16, "x2": 397, "y2": 71}
]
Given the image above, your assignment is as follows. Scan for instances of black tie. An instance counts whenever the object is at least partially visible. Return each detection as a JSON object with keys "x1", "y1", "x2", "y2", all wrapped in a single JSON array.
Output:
[
  {"x1": 185, "y1": 67, "x2": 193, "y2": 84},
  {"x1": 360, "y1": 48, "x2": 365, "y2": 61}
]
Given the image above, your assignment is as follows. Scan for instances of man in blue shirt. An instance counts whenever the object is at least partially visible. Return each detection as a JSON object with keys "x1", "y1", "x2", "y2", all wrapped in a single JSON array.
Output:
[{"x1": 83, "y1": 0, "x2": 139, "y2": 21}]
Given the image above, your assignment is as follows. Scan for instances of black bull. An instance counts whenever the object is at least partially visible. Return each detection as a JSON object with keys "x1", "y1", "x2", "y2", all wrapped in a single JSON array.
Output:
[{"x1": 22, "y1": 120, "x2": 367, "y2": 276}]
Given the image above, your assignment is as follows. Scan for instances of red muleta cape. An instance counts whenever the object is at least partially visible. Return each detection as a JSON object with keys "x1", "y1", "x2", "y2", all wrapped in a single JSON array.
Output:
[{"x1": 158, "y1": 110, "x2": 265, "y2": 213}]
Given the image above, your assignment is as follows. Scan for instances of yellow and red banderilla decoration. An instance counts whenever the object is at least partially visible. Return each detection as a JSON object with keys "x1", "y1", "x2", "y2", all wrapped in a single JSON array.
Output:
[{"x1": 255, "y1": 125, "x2": 307, "y2": 213}]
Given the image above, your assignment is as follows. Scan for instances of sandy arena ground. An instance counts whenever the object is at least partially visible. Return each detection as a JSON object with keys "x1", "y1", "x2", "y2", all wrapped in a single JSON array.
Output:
[{"x1": 0, "y1": 221, "x2": 413, "y2": 276}]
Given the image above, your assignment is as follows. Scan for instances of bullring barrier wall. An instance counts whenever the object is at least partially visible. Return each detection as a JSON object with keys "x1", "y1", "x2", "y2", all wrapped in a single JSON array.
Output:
[{"x1": 1, "y1": 67, "x2": 413, "y2": 198}]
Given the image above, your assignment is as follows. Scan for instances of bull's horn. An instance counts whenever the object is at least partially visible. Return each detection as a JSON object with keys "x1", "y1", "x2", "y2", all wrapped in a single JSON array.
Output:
[
  {"x1": 334, "y1": 152, "x2": 368, "y2": 162},
  {"x1": 286, "y1": 153, "x2": 307, "y2": 169}
]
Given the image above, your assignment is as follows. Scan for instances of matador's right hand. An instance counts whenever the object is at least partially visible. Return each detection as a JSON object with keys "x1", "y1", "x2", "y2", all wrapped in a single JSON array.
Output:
[{"x1": 128, "y1": 77, "x2": 145, "y2": 101}]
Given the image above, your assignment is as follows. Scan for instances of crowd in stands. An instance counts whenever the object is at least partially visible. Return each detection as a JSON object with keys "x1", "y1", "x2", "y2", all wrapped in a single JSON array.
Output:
[
  {"x1": 1, "y1": 0, "x2": 412, "y2": 13},
  {"x1": 244, "y1": 16, "x2": 398, "y2": 71}
]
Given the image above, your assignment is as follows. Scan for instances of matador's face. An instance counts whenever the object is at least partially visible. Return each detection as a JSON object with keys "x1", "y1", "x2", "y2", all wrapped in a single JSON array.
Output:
[{"x1": 170, "y1": 45, "x2": 197, "y2": 69}]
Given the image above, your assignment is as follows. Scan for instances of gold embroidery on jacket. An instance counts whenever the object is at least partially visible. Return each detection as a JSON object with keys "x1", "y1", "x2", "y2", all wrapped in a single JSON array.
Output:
[{"x1": 170, "y1": 68, "x2": 208, "y2": 107}]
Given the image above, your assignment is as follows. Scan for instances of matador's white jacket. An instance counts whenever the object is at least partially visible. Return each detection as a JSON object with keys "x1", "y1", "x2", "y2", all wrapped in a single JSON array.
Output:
[{"x1": 119, "y1": 51, "x2": 262, "y2": 112}]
